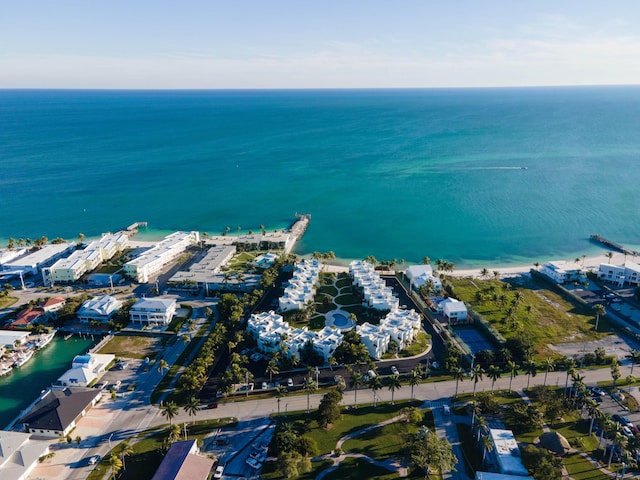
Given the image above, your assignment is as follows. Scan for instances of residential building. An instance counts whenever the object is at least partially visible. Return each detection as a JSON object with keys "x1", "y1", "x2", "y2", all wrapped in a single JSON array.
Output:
[
  {"x1": 349, "y1": 260, "x2": 399, "y2": 311},
  {"x1": 40, "y1": 297, "x2": 66, "y2": 314},
  {"x1": 539, "y1": 261, "x2": 586, "y2": 285},
  {"x1": 0, "y1": 331, "x2": 31, "y2": 349},
  {"x1": 3, "y1": 243, "x2": 75, "y2": 276},
  {"x1": 10, "y1": 307, "x2": 45, "y2": 329},
  {"x1": 77, "y1": 295, "x2": 122, "y2": 323},
  {"x1": 405, "y1": 264, "x2": 442, "y2": 291},
  {"x1": 597, "y1": 262, "x2": 640, "y2": 287},
  {"x1": 487, "y1": 429, "x2": 529, "y2": 477},
  {"x1": 169, "y1": 245, "x2": 236, "y2": 289},
  {"x1": 19, "y1": 387, "x2": 102, "y2": 438},
  {"x1": 278, "y1": 259, "x2": 321, "y2": 312},
  {"x1": 129, "y1": 298, "x2": 177, "y2": 326},
  {"x1": 439, "y1": 298, "x2": 468, "y2": 324},
  {"x1": 0, "y1": 431, "x2": 50, "y2": 480},
  {"x1": 356, "y1": 308, "x2": 422, "y2": 359},
  {"x1": 151, "y1": 439, "x2": 214, "y2": 480},
  {"x1": 356, "y1": 322, "x2": 391, "y2": 360},
  {"x1": 55, "y1": 353, "x2": 115, "y2": 387},
  {"x1": 124, "y1": 231, "x2": 199, "y2": 283},
  {"x1": 252, "y1": 252, "x2": 279, "y2": 269}
]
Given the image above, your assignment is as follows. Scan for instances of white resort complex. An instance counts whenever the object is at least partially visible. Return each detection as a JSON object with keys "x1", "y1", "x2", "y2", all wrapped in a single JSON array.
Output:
[
  {"x1": 349, "y1": 260, "x2": 399, "y2": 311},
  {"x1": 405, "y1": 264, "x2": 442, "y2": 292},
  {"x1": 539, "y1": 260, "x2": 587, "y2": 285},
  {"x1": 124, "y1": 231, "x2": 199, "y2": 283},
  {"x1": 357, "y1": 309, "x2": 422, "y2": 359},
  {"x1": 247, "y1": 311, "x2": 343, "y2": 362},
  {"x1": 278, "y1": 259, "x2": 322, "y2": 312},
  {"x1": 597, "y1": 261, "x2": 640, "y2": 287}
]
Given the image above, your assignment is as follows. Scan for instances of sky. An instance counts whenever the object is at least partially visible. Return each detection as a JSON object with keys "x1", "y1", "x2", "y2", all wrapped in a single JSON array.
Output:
[{"x1": 2, "y1": 1, "x2": 640, "y2": 89}]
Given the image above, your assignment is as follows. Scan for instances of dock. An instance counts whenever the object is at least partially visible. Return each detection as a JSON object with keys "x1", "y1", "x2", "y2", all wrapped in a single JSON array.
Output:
[
  {"x1": 122, "y1": 221, "x2": 148, "y2": 236},
  {"x1": 590, "y1": 234, "x2": 638, "y2": 256}
]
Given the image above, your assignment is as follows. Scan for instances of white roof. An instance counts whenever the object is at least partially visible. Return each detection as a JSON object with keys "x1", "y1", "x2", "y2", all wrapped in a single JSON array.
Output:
[
  {"x1": 78, "y1": 295, "x2": 122, "y2": 316},
  {"x1": 57, "y1": 366, "x2": 97, "y2": 386},
  {"x1": 131, "y1": 298, "x2": 176, "y2": 311},
  {"x1": 0, "y1": 331, "x2": 31, "y2": 346},
  {"x1": 4, "y1": 243, "x2": 73, "y2": 268},
  {"x1": 0, "y1": 431, "x2": 50, "y2": 480}
]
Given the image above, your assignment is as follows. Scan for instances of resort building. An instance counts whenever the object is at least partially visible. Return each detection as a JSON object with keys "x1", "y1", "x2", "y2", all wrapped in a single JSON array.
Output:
[
  {"x1": 124, "y1": 231, "x2": 199, "y2": 283},
  {"x1": 0, "y1": 248, "x2": 27, "y2": 266},
  {"x1": 151, "y1": 439, "x2": 214, "y2": 480},
  {"x1": 252, "y1": 252, "x2": 279, "y2": 269},
  {"x1": 0, "y1": 431, "x2": 50, "y2": 480},
  {"x1": 487, "y1": 429, "x2": 529, "y2": 477},
  {"x1": 77, "y1": 295, "x2": 122, "y2": 323},
  {"x1": 278, "y1": 259, "x2": 321, "y2": 312},
  {"x1": 3, "y1": 243, "x2": 75, "y2": 277},
  {"x1": 19, "y1": 387, "x2": 103, "y2": 438},
  {"x1": 349, "y1": 260, "x2": 399, "y2": 311},
  {"x1": 169, "y1": 245, "x2": 236, "y2": 290},
  {"x1": 539, "y1": 261, "x2": 586, "y2": 285},
  {"x1": 597, "y1": 262, "x2": 640, "y2": 287},
  {"x1": 405, "y1": 264, "x2": 442, "y2": 292},
  {"x1": 356, "y1": 308, "x2": 422, "y2": 359},
  {"x1": 356, "y1": 322, "x2": 391, "y2": 360},
  {"x1": 247, "y1": 311, "x2": 343, "y2": 363},
  {"x1": 55, "y1": 353, "x2": 115, "y2": 387},
  {"x1": 439, "y1": 298, "x2": 468, "y2": 324},
  {"x1": 129, "y1": 298, "x2": 177, "y2": 326}
]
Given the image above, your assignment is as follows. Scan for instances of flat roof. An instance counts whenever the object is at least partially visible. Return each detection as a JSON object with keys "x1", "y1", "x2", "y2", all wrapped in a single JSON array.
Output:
[
  {"x1": 4, "y1": 243, "x2": 74, "y2": 268},
  {"x1": 0, "y1": 330, "x2": 32, "y2": 346}
]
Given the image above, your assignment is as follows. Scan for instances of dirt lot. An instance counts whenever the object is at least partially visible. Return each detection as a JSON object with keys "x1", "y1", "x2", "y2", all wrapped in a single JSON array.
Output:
[{"x1": 97, "y1": 334, "x2": 164, "y2": 359}]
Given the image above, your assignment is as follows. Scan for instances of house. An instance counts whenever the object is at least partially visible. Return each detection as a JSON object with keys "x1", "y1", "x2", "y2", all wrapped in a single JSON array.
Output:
[
  {"x1": 539, "y1": 261, "x2": 586, "y2": 285},
  {"x1": 56, "y1": 353, "x2": 115, "y2": 387},
  {"x1": 40, "y1": 297, "x2": 66, "y2": 314},
  {"x1": 77, "y1": 295, "x2": 122, "y2": 323},
  {"x1": 487, "y1": 429, "x2": 529, "y2": 477},
  {"x1": 405, "y1": 264, "x2": 442, "y2": 292},
  {"x1": 439, "y1": 298, "x2": 468, "y2": 324},
  {"x1": 357, "y1": 322, "x2": 390, "y2": 360},
  {"x1": 124, "y1": 231, "x2": 199, "y2": 283},
  {"x1": 0, "y1": 431, "x2": 50, "y2": 480},
  {"x1": 10, "y1": 307, "x2": 45, "y2": 329},
  {"x1": 0, "y1": 331, "x2": 31, "y2": 350},
  {"x1": 151, "y1": 439, "x2": 214, "y2": 480},
  {"x1": 597, "y1": 262, "x2": 640, "y2": 287},
  {"x1": 19, "y1": 387, "x2": 102, "y2": 438},
  {"x1": 129, "y1": 298, "x2": 177, "y2": 326}
]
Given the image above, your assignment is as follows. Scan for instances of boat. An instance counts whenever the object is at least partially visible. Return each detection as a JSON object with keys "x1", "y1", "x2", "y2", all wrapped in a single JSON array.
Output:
[
  {"x1": 63, "y1": 333, "x2": 73, "y2": 340},
  {"x1": 12, "y1": 350, "x2": 34, "y2": 368},
  {"x1": 0, "y1": 364, "x2": 13, "y2": 376},
  {"x1": 35, "y1": 331, "x2": 56, "y2": 349}
]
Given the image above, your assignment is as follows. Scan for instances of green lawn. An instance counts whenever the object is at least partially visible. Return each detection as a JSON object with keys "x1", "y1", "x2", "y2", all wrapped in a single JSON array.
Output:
[
  {"x1": 399, "y1": 332, "x2": 431, "y2": 357},
  {"x1": 0, "y1": 295, "x2": 18, "y2": 310},
  {"x1": 335, "y1": 275, "x2": 352, "y2": 289},
  {"x1": 449, "y1": 277, "x2": 609, "y2": 359},
  {"x1": 97, "y1": 335, "x2": 163, "y2": 359},
  {"x1": 318, "y1": 285, "x2": 339, "y2": 298},
  {"x1": 322, "y1": 457, "x2": 400, "y2": 480},
  {"x1": 334, "y1": 292, "x2": 361, "y2": 306},
  {"x1": 563, "y1": 452, "x2": 614, "y2": 480}
]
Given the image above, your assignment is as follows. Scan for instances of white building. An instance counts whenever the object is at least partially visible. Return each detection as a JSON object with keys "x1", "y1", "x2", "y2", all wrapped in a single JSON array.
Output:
[
  {"x1": 349, "y1": 260, "x2": 399, "y2": 311},
  {"x1": 278, "y1": 259, "x2": 321, "y2": 312},
  {"x1": 439, "y1": 298, "x2": 468, "y2": 324},
  {"x1": 252, "y1": 252, "x2": 279, "y2": 269},
  {"x1": 488, "y1": 429, "x2": 529, "y2": 477},
  {"x1": 77, "y1": 295, "x2": 123, "y2": 323},
  {"x1": 0, "y1": 248, "x2": 27, "y2": 266},
  {"x1": 129, "y1": 298, "x2": 177, "y2": 326},
  {"x1": 0, "y1": 431, "x2": 50, "y2": 480},
  {"x1": 405, "y1": 264, "x2": 442, "y2": 291},
  {"x1": 3, "y1": 243, "x2": 75, "y2": 276},
  {"x1": 169, "y1": 245, "x2": 236, "y2": 289},
  {"x1": 356, "y1": 308, "x2": 422, "y2": 359},
  {"x1": 539, "y1": 261, "x2": 586, "y2": 285},
  {"x1": 597, "y1": 262, "x2": 640, "y2": 287},
  {"x1": 124, "y1": 231, "x2": 199, "y2": 283},
  {"x1": 56, "y1": 353, "x2": 115, "y2": 387},
  {"x1": 357, "y1": 322, "x2": 391, "y2": 360},
  {"x1": 247, "y1": 310, "x2": 343, "y2": 363}
]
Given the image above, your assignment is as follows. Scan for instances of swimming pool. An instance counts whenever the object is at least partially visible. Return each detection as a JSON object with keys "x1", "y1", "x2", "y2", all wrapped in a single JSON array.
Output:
[{"x1": 333, "y1": 313, "x2": 350, "y2": 328}]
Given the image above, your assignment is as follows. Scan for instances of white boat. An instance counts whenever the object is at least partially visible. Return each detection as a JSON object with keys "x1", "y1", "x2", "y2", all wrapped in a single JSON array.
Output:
[
  {"x1": 35, "y1": 331, "x2": 56, "y2": 349},
  {"x1": 0, "y1": 364, "x2": 13, "y2": 376},
  {"x1": 13, "y1": 350, "x2": 34, "y2": 368}
]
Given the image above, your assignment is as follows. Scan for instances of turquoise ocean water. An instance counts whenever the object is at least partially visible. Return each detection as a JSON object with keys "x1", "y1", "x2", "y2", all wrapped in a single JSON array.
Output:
[{"x1": 2, "y1": 87, "x2": 640, "y2": 267}]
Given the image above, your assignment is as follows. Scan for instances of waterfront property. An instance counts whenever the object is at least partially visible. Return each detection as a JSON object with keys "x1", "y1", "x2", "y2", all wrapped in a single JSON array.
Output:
[
  {"x1": 539, "y1": 261, "x2": 586, "y2": 285},
  {"x1": 349, "y1": 260, "x2": 399, "y2": 311},
  {"x1": 2, "y1": 243, "x2": 75, "y2": 277},
  {"x1": 278, "y1": 259, "x2": 321, "y2": 312},
  {"x1": 438, "y1": 297, "x2": 468, "y2": 324},
  {"x1": 151, "y1": 439, "x2": 214, "y2": 480},
  {"x1": 124, "y1": 231, "x2": 199, "y2": 283},
  {"x1": 252, "y1": 252, "x2": 279, "y2": 269},
  {"x1": 129, "y1": 298, "x2": 177, "y2": 326},
  {"x1": 18, "y1": 386, "x2": 102, "y2": 438},
  {"x1": 0, "y1": 430, "x2": 50, "y2": 480},
  {"x1": 405, "y1": 264, "x2": 442, "y2": 291},
  {"x1": 76, "y1": 295, "x2": 122, "y2": 323},
  {"x1": 356, "y1": 308, "x2": 423, "y2": 359},
  {"x1": 597, "y1": 261, "x2": 640, "y2": 287},
  {"x1": 169, "y1": 245, "x2": 236, "y2": 288},
  {"x1": 55, "y1": 353, "x2": 114, "y2": 387},
  {"x1": 8, "y1": 297, "x2": 66, "y2": 329}
]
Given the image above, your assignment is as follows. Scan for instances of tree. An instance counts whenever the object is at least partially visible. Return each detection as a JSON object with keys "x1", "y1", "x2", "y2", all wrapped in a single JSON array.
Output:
[
  {"x1": 593, "y1": 304, "x2": 606, "y2": 331},
  {"x1": 480, "y1": 268, "x2": 489, "y2": 279},
  {"x1": 266, "y1": 359, "x2": 279, "y2": 384},
  {"x1": 629, "y1": 349, "x2": 640, "y2": 376},
  {"x1": 453, "y1": 367, "x2": 465, "y2": 398},
  {"x1": 317, "y1": 390, "x2": 342, "y2": 428},
  {"x1": 184, "y1": 396, "x2": 200, "y2": 422},
  {"x1": 506, "y1": 361, "x2": 518, "y2": 392},
  {"x1": 302, "y1": 376, "x2": 316, "y2": 414},
  {"x1": 524, "y1": 360, "x2": 537, "y2": 389},
  {"x1": 161, "y1": 401, "x2": 179, "y2": 425},
  {"x1": 120, "y1": 440, "x2": 133, "y2": 471},
  {"x1": 409, "y1": 428, "x2": 457, "y2": 477},
  {"x1": 386, "y1": 374, "x2": 402, "y2": 404},
  {"x1": 606, "y1": 251, "x2": 614, "y2": 263},
  {"x1": 487, "y1": 365, "x2": 501, "y2": 393},
  {"x1": 543, "y1": 357, "x2": 555, "y2": 386},
  {"x1": 409, "y1": 367, "x2": 423, "y2": 400},
  {"x1": 158, "y1": 359, "x2": 169, "y2": 375},
  {"x1": 368, "y1": 375, "x2": 383, "y2": 407},
  {"x1": 475, "y1": 415, "x2": 488, "y2": 442},
  {"x1": 481, "y1": 434, "x2": 493, "y2": 466},
  {"x1": 471, "y1": 365, "x2": 484, "y2": 397},
  {"x1": 585, "y1": 399, "x2": 600, "y2": 435},
  {"x1": 349, "y1": 371, "x2": 363, "y2": 408},
  {"x1": 109, "y1": 454, "x2": 123, "y2": 480},
  {"x1": 564, "y1": 359, "x2": 576, "y2": 396},
  {"x1": 275, "y1": 385, "x2": 287, "y2": 416},
  {"x1": 611, "y1": 359, "x2": 621, "y2": 388},
  {"x1": 521, "y1": 444, "x2": 563, "y2": 480}
]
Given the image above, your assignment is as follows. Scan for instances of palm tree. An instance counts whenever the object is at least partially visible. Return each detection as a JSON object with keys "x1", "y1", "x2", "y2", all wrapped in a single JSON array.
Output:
[
  {"x1": 109, "y1": 453, "x2": 123, "y2": 480},
  {"x1": 524, "y1": 360, "x2": 537, "y2": 389},
  {"x1": 453, "y1": 367, "x2": 465, "y2": 398},
  {"x1": 480, "y1": 268, "x2": 489, "y2": 279},
  {"x1": 543, "y1": 357, "x2": 555, "y2": 386},
  {"x1": 471, "y1": 365, "x2": 484, "y2": 397},
  {"x1": 506, "y1": 361, "x2": 518, "y2": 392},
  {"x1": 183, "y1": 396, "x2": 200, "y2": 422},
  {"x1": 275, "y1": 385, "x2": 287, "y2": 416},
  {"x1": 475, "y1": 415, "x2": 488, "y2": 442},
  {"x1": 585, "y1": 399, "x2": 600, "y2": 435},
  {"x1": 606, "y1": 251, "x2": 614, "y2": 264},
  {"x1": 487, "y1": 365, "x2": 501, "y2": 393},
  {"x1": 564, "y1": 359, "x2": 576, "y2": 395},
  {"x1": 350, "y1": 371, "x2": 363, "y2": 408},
  {"x1": 492, "y1": 270, "x2": 500, "y2": 280},
  {"x1": 570, "y1": 372, "x2": 585, "y2": 404},
  {"x1": 599, "y1": 414, "x2": 612, "y2": 450},
  {"x1": 265, "y1": 359, "x2": 279, "y2": 384},
  {"x1": 158, "y1": 359, "x2": 169, "y2": 375},
  {"x1": 593, "y1": 304, "x2": 606, "y2": 331},
  {"x1": 167, "y1": 423, "x2": 181, "y2": 444},
  {"x1": 611, "y1": 360, "x2": 621, "y2": 388},
  {"x1": 409, "y1": 367, "x2": 423, "y2": 400},
  {"x1": 161, "y1": 401, "x2": 179, "y2": 425},
  {"x1": 328, "y1": 355, "x2": 338, "y2": 371},
  {"x1": 120, "y1": 440, "x2": 133, "y2": 471},
  {"x1": 629, "y1": 349, "x2": 640, "y2": 376},
  {"x1": 302, "y1": 376, "x2": 316, "y2": 414},
  {"x1": 481, "y1": 434, "x2": 494, "y2": 466},
  {"x1": 387, "y1": 374, "x2": 402, "y2": 404},
  {"x1": 369, "y1": 376, "x2": 383, "y2": 407}
]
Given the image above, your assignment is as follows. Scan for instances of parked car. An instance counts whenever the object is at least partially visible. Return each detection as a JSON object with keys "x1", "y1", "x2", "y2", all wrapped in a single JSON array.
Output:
[
  {"x1": 208, "y1": 402, "x2": 219, "y2": 409},
  {"x1": 213, "y1": 465, "x2": 225, "y2": 478},
  {"x1": 390, "y1": 366, "x2": 399, "y2": 375},
  {"x1": 590, "y1": 386, "x2": 605, "y2": 396},
  {"x1": 621, "y1": 416, "x2": 634, "y2": 428},
  {"x1": 261, "y1": 381, "x2": 268, "y2": 390},
  {"x1": 246, "y1": 457, "x2": 262, "y2": 469},
  {"x1": 287, "y1": 378, "x2": 294, "y2": 387}
]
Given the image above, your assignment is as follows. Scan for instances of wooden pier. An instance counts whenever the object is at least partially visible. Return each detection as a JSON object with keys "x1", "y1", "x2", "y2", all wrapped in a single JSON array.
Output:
[{"x1": 590, "y1": 234, "x2": 638, "y2": 256}]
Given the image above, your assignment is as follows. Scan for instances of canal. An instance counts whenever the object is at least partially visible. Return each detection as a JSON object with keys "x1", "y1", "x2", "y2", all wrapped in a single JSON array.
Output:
[{"x1": 0, "y1": 335, "x2": 96, "y2": 428}]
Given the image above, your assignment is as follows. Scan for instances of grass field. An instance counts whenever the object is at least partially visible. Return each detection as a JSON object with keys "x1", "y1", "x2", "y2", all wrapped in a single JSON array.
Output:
[
  {"x1": 322, "y1": 457, "x2": 399, "y2": 479},
  {"x1": 97, "y1": 335, "x2": 164, "y2": 359},
  {"x1": 0, "y1": 295, "x2": 18, "y2": 310},
  {"x1": 450, "y1": 277, "x2": 609, "y2": 359}
]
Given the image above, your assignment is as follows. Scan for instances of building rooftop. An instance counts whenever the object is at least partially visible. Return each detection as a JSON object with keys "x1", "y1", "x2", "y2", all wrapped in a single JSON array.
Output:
[
  {"x1": 151, "y1": 439, "x2": 213, "y2": 480},
  {"x1": 19, "y1": 387, "x2": 101, "y2": 433},
  {"x1": 0, "y1": 431, "x2": 50, "y2": 480}
]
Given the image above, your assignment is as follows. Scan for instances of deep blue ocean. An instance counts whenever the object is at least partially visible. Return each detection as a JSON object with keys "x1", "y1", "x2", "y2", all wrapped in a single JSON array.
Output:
[{"x1": 2, "y1": 87, "x2": 640, "y2": 267}]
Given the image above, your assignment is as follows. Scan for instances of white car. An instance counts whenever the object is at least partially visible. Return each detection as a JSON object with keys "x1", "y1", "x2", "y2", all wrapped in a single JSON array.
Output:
[
  {"x1": 88, "y1": 455, "x2": 100, "y2": 465},
  {"x1": 390, "y1": 366, "x2": 399, "y2": 375},
  {"x1": 246, "y1": 457, "x2": 262, "y2": 469},
  {"x1": 213, "y1": 465, "x2": 224, "y2": 478}
]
